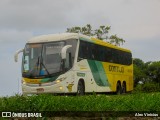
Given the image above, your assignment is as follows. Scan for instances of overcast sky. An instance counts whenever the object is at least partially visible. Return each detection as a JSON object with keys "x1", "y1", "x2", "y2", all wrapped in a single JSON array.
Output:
[{"x1": 0, "y1": 0, "x2": 160, "y2": 96}]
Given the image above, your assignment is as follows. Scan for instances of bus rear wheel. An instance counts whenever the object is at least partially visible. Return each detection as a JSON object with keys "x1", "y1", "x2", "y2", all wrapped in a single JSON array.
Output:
[
  {"x1": 77, "y1": 80, "x2": 85, "y2": 96},
  {"x1": 116, "y1": 82, "x2": 122, "y2": 95},
  {"x1": 121, "y1": 82, "x2": 126, "y2": 94}
]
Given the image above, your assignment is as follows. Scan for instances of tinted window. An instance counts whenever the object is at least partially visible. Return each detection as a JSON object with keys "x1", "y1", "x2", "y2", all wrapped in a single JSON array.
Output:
[{"x1": 78, "y1": 40, "x2": 132, "y2": 65}]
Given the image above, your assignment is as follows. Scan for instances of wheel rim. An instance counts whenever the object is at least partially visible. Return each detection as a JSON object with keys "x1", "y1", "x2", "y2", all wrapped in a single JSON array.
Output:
[
  {"x1": 122, "y1": 83, "x2": 126, "y2": 94},
  {"x1": 116, "y1": 83, "x2": 121, "y2": 95},
  {"x1": 77, "y1": 81, "x2": 84, "y2": 95}
]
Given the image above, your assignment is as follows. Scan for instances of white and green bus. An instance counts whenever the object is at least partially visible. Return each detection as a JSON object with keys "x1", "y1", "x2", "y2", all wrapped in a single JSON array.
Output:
[{"x1": 15, "y1": 33, "x2": 133, "y2": 95}]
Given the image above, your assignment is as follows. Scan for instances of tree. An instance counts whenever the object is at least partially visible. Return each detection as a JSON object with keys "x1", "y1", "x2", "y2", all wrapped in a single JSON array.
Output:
[
  {"x1": 133, "y1": 64, "x2": 147, "y2": 86},
  {"x1": 133, "y1": 58, "x2": 147, "y2": 86},
  {"x1": 66, "y1": 24, "x2": 125, "y2": 46},
  {"x1": 133, "y1": 58, "x2": 145, "y2": 69},
  {"x1": 67, "y1": 24, "x2": 93, "y2": 36},
  {"x1": 133, "y1": 58, "x2": 160, "y2": 85},
  {"x1": 94, "y1": 25, "x2": 110, "y2": 40},
  {"x1": 147, "y1": 61, "x2": 160, "y2": 83},
  {"x1": 109, "y1": 34, "x2": 125, "y2": 46}
]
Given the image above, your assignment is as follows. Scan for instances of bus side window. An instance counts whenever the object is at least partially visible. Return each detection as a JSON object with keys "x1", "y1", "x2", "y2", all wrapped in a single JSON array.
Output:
[
  {"x1": 105, "y1": 47, "x2": 112, "y2": 62},
  {"x1": 78, "y1": 42, "x2": 83, "y2": 61},
  {"x1": 95, "y1": 45, "x2": 100, "y2": 61},
  {"x1": 91, "y1": 44, "x2": 96, "y2": 60},
  {"x1": 83, "y1": 44, "x2": 89, "y2": 59},
  {"x1": 78, "y1": 41, "x2": 87, "y2": 60},
  {"x1": 99, "y1": 46, "x2": 105, "y2": 61}
]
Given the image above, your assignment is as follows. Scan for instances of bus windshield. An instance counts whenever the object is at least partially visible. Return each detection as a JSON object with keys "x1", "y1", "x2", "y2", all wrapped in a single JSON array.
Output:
[{"x1": 22, "y1": 42, "x2": 65, "y2": 78}]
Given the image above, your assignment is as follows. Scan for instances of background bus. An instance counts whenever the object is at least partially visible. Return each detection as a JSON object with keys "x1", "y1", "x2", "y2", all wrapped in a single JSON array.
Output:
[{"x1": 14, "y1": 33, "x2": 133, "y2": 95}]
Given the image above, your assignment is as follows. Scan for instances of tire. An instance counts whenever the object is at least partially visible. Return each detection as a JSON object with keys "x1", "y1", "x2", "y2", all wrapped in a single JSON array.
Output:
[
  {"x1": 121, "y1": 82, "x2": 126, "y2": 94},
  {"x1": 77, "y1": 81, "x2": 85, "y2": 96},
  {"x1": 116, "y1": 82, "x2": 122, "y2": 95}
]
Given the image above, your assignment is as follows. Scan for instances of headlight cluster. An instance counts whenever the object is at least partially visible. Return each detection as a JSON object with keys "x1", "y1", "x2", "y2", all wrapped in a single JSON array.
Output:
[
  {"x1": 22, "y1": 79, "x2": 26, "y2": 84},
  {"x1": 52, "y1": 77, "x2": 66, "y2": 84},
  {"x1": 22, "y1": 77, "x2": 66, "y2": 86}
]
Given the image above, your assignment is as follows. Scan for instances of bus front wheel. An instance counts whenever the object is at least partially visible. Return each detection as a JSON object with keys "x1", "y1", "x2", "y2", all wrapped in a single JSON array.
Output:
[{"x1": 77, "y1": 80, "x2": 85, "y2": 96}]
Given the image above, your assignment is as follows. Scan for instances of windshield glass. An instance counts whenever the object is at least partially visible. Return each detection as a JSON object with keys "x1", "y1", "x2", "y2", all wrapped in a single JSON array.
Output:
[
  {"x1": 42, "y1": 42, "x2": 65, "y2": 74},
  {"x1": 22, "y1": 44, "x2": 42, "y2": 77},
  {"x1": 22, "y1": 42, "x2": 65, "y2": 78}
]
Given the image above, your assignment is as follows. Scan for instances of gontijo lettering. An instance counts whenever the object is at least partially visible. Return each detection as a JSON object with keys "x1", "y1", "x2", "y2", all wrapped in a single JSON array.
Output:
[{"x1": 109, "y1": 65, "x2": 124, "y2": 73}]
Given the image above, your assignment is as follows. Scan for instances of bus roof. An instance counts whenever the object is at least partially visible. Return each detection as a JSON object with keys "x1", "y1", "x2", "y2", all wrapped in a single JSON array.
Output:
[
  {"x1": 27, "y1": 33, "x2": 131, "y2": 53},
  {"x1": 27, "y1": 33, "x2": 86, "y2": 43}
]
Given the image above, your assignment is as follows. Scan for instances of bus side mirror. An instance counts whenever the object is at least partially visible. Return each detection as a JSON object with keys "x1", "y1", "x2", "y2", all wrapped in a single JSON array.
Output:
[
  {"x1": 14, "y1": 48, "x2": 24, "y2": 62},
  {"x1": 61, "y1": 45, "x2": 72, "y2": 59}
]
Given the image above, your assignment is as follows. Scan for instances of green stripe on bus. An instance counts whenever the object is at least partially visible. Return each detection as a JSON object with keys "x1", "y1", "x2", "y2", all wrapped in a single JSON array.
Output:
[
  {"x1": 80, "y1": 37, "x2": 94, "y2": 43},
  {"x1": 87, "y1": 60, "x2": 109, "y2": 86}
]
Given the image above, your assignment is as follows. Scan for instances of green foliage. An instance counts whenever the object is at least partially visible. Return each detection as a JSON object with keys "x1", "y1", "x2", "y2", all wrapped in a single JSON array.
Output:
[
  {"x1": 94, "y1": 25, "x2": 110, "y2": 40},
  {"x1": 0, "y1": 93, "x2": 160, "y2": 112},
  {"x1": 66, "y1": 24, "x2": 125, "y2": 46},
  {"x1": 133, "y1": 58, "x2": 147, "y2": 86},
  {"x1": 133, "y1": 58, "x2": 145, "y2": 69},
  {"x1": 142, "y1": 82, "x2": 160, "y2": 92},
  {"x1": 147, "y1": 61, "x2": 160, "y2": 83},
  {"x1": 134, "y1": 82, "x2": 160, "y2": 93},
  {"x1": 133, "y1": 84, "x2": 143, "y2": 93},
  {"x1": 133, "y1": 58, "x2": 160, "y2": 87},
  {"x1": 133, "y1": 64, "x2": 148, "y2": 86},
  {"x1": 109, "y1": 34, "x2": 125, "y2": 46},
  {"x1": 67, "y1": 24, "x2": 93, "y2": 36}
]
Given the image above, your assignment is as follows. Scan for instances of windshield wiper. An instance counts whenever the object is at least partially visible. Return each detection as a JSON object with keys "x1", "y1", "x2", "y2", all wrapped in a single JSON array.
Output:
[
  {"x1": 40, "y1": 57, "x2": 51, "y2": 76},
  {"x1": 26, "y1": 56, "x2": 41, "y2": 78}
]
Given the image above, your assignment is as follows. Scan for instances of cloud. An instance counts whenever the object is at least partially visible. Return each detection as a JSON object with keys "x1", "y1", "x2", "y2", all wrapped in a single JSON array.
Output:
[
  {"x1": 0, "y1": 30, "x2": 33, "y2": 43},
  {"x1": 107, "y1": 0, "x2": 160, "y2": 40},
  {"x1": 123, "y1": 36, "x2": 160, "y2": 62},
  {"x1": 0, "y1": 53, "x2": 22, "y2": 96},
  {"x1": 0, "y1": 0, "x2": 81, "y2": 31},
  {"x1": 0, "y1": 0, "x2": 160, "y2": 40}
]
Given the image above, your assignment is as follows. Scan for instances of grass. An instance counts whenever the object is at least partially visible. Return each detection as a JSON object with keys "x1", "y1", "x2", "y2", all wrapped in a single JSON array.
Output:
[{"x1": 0, "y1": 92, "x2": 160, "y2": 112}]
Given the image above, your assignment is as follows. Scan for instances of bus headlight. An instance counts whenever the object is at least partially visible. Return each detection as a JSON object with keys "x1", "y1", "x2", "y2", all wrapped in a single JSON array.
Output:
[
  {"x1": 22, "y1": 79, "x2": 26, "y2": 85},
  {"x1": 56, "y1": 80, "x2": 60, "y2": 83},
  {"x1": 53, "y1": 77, "x2": 66, "y2": 84}
]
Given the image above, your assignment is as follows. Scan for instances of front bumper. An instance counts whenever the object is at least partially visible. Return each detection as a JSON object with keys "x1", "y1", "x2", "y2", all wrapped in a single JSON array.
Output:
[{"x1": 22, "y1": 83, "x2": 66, "y2": 94}]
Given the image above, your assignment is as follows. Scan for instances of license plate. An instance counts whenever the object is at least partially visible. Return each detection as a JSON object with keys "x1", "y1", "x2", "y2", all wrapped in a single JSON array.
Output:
[{"x1": 36, "y1": 88, "x2": 44, "y2": 93}]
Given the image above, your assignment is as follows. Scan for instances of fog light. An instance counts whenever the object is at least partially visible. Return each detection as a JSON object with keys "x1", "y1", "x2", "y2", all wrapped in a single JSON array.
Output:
[{"x1": 59, "y1": 86, "x2": 63, "y2": 90}]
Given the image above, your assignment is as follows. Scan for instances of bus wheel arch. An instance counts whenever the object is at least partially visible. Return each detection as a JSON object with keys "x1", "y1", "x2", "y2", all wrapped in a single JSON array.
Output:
[
  {"x1": 121, "y1": 81, "x2": 126, "y2": 94},
  {"x1": 77, "y1": 79, "x2": 85, "y2": 95},
  {"x1": 116, "y1": 81, "x2": 122, "y2": 95}
]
